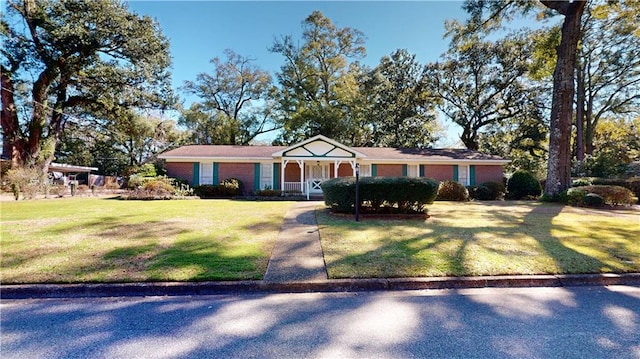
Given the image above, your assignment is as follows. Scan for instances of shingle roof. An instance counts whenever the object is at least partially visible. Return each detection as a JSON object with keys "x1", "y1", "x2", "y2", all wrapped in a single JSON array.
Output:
[
  {"x1": 354, "y1": 147, "x2": 506, "y2": 161},
  {"x1": 159, "y1": 145, "x2": 284, "y2": 158},
  {"x1": 160, "y1": 144, "x2": 507, "y2": 162}
]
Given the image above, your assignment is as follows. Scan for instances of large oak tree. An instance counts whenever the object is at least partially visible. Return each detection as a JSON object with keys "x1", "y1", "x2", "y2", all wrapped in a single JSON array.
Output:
[
  {"x1": 270, "y1": 11, "x2": 366, "y2": 145},
  {"x1": 1, "y1": 0, "x2": 173, "y2": 171}
]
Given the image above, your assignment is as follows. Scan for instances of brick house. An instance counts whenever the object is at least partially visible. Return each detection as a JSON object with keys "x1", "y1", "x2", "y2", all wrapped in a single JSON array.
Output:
[{"x1": 159, "y1": 135, "x2": 509, "y2": 196}]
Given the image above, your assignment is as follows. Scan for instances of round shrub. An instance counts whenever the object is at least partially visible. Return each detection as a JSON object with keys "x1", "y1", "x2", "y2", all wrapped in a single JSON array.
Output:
[
  {"x1": 566, "y1": 187, "x2": 587, "y2": 206},
  {"x1": 219, "y1": 178, "x2": 242, "y2": 196},
  {"x1": 506, "y1": 170, "x2": 542, "y2": 200},
  {"x1": 577, "y1": 185, "x2": 636, "y2": 206},
  {"x1": 583, "y1": 193, "x2": 605, "y2": 207},
  {"x1": 470, "y1": 181, "x2": 504, "y2": 200},
  {"x1": 436, "y1": 180, "x2": 469, "y2": 201},
  {"x1": 142, "y1": 179, "x2": 176, "y2": 196},
  {"x1": 470, "y1": 185, "x2": 493, "y2": 200}
]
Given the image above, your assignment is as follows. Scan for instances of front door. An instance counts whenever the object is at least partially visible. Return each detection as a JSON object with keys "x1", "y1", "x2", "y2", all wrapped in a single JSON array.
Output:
[{"x1": 307, "y1": 164, "x2": 327, "y2": 193}]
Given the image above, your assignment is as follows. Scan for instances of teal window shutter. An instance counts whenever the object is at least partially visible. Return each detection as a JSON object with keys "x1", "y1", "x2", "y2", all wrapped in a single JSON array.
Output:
[
  {"x1": 192, "y1": 162, "x2": 200, "y2": 186},
  {"x1": 419, "y1": 164, "x2": 425, "y2": 177},
  {"x1": 254, "y1": 163, "x2": 260, "y2": 191},
  {"x1": 371, "y1": 164, "x2": 377, "y2": 177},
  {"x1": 402, "y1": 164, "x2": 408, "y2": 177},
  {"x1": 453, "y1": 165, "x2": 459, "y2": 182},
  {"x1": 470, "y1": 165, "x2": 476, "y2": 186},
  {"x1": 273, "y1": 163, "x2": 280, "y2": 190},
  {"x1": 213, "y1": 162, "x2": 219, "y2": 184}
]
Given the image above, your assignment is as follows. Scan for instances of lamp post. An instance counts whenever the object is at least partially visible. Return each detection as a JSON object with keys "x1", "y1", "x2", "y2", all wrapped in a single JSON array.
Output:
[{"x1": 355, "y1": 163, "x2": 360, "y2": 222}]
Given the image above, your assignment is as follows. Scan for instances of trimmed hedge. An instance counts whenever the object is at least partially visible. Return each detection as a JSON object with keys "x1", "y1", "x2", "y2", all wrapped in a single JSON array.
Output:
[
  {"x1": 507, "y1": 170, "x2": 542, "y2": 200},
  {"x1": 468, "y1": 181, "x2": 505, "y2": 200},
  {"x1": 436, "y1": 180, "x2": 469, "y2": 201},
  {"x1": 321, "y1": 176, "x2": 439, "y2": 214},
  {"x1": 194, "y1": 178, "x2": 243, "y2": 198},
  {"x1": 574, "y1": 185, "x2": 636, "y2": 206},
  {"x1": 592, "y1": 177, "x2": 640, "y2": 204}
]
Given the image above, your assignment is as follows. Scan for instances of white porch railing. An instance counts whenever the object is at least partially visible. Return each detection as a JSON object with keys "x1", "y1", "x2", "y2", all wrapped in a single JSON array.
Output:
[
  {"x1": 283, "y1": 182, "x2": 304, "y2": 194},
  {"x1": 283, "y1": 179, "x2": 328, "y2": 199}
]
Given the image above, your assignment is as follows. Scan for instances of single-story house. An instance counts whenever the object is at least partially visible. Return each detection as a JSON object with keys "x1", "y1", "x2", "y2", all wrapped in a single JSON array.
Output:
[
  {"x1": 48, "y1": 162, "x2": 99, "y2": 186},
  {"x1": 158, "y1": 135, "x2": 509, "y2": 196}
]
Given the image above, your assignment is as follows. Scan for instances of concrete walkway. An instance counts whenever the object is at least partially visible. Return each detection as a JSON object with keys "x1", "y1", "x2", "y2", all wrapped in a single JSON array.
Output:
[{"x1": 264, "y1": 201, "x2": 327, "y2": 282}]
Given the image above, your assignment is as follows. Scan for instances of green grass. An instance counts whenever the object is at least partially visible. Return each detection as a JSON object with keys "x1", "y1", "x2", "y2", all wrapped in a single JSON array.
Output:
[
  {"x1": 1, "y1": 197, "x2": 295, "y2": 283},
  {"x1": 317, "y1": 201, "x2": 640, "y2": 278}
]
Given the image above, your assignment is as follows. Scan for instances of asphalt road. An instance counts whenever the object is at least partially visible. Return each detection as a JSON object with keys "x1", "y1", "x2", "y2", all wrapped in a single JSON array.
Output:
[{"x1": 2, "y1": 286, "x2": 639, "y2": 359}]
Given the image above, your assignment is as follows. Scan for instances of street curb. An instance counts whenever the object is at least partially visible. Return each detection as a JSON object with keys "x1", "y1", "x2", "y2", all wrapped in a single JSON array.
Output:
[{"x1": 2, "y1": 273, "x2": 639, "y2": 299}]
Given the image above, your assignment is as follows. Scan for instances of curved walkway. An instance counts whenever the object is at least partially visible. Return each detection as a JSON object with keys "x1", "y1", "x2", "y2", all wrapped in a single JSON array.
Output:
[{"x1": 264, "y1": 201, "x2": 327, "y2": 282}]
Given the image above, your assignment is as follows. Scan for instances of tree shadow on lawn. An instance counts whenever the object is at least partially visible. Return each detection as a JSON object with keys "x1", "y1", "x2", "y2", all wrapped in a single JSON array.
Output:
[
  {"x1": 522, "y1": 202, "x2": 632, "y2": 274},
  {"x1": 146, "y1": 237, "x2": 268, "y2": 281},
  {"x1": 41, "y1": 215, "x2": 191, "y2": 240},
  {"x1": 321, "y1": 211, "x2": 524, "y2": 278},
  {"x1": 321, "y1": 202, "x2": 634, "y2": 278}
]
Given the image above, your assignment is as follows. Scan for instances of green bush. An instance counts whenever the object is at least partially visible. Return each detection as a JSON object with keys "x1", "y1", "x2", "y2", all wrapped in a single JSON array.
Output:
[
  {"x1": 566, "y1": 188, "x2": 587, "y2": 206},
  {"x1": 469, "y1": 181, "x2": 504, "y2": 200},
  {"x1": 571, "y1": 178, "x2": 594, "y2": 187},
  {"x1": 576, "y1": 185, "x2": 636, "y2": 206},
  {"x1": 194, "y1": 184, "x2": 221, "y2": 198},
  {"x1": 6, "y1": 165, "x2": 45, "y2": 200},
  {"x1": 193, "y1": 178, "x2": 243, "y2": 198},
  {"x1": 256, "y1": 189, "x2": 281, "y2": 197},
  {"x1": 506, "y1": 170, "x2": 542, "y2": 200},
  {"x1": 142, "y1": 179, "x2": 176, "y2": 196},
  {"x1": 593, "y1": 177, "x2": 640, "y2": 204},
  {"x1": 219, "y1": 178, "x2": 243, "y2": 196},
  {"x1": 321, "y1": 176, "x2": 439, "y2": 214},
  {"x1": 436, "y1": 180, "x2": 469, "y2": 201},
  {"x1": 583, "y1": 193, "x2": 605, "y2": 207}
]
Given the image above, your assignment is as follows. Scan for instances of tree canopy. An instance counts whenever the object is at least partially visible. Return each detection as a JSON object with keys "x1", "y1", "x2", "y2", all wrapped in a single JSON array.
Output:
[
  {"x1": 181, "y1": 49, "x2": 278, "y2": 145},
  {"x1": 1, "y1": 0, "x2": 173, "y2": 170}
]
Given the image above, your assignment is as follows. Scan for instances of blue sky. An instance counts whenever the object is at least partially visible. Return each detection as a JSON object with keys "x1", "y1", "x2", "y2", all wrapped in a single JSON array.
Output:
[{"x1": 125, "y1": 1, "x2": 480, "y2": 145}]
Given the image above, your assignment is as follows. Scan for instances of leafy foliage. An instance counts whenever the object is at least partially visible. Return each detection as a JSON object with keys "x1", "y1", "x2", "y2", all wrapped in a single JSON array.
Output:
[
  {"x1": 270, "y1": 11, "x2": 366, "y2": 144},
  {"x1": 575, "y1": 185, "x2": 636, "y2": 206},
  {"x1": 583, "y1": 193, "x2": 605, "y2": 207},
  {"x1": 321, "y1": 176, "x2": 439, "y2": 214},
  {"x1": 575, "y1": 117, "x2": 640, "y2": 178},
  {"x1": 193, "y1": 178, "x2": 243, "y2": 198},
  {"x1": 425, "y1": 28, "x2": 541, "y2": 151},
  {"x1": 469, "y1": 181, "x2": 505, "y2": 201},
  {"x1": 5, "y1": 165, "x2": 45, "y2": 200},
  {"x1": 436, "y1": 180, "x2": 469, "y2": 201},
  {"x1": 359, "y1": 49, "x2": 440, "y2": 148},
  {"x1": 506, "y1": 170, "x2": 542, "y2": 200},
  {"x1": 1, "y1": 0, "x2": 174, "y2": 168},
  {"x1": 181, "y1": 49, "x2": 278, "y2": 145}
]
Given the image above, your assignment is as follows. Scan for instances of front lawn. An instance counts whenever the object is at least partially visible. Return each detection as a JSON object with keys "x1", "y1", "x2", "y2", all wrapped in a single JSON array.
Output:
[
  {"x1": 317, "y1": 201, "x2": 640, "y2": 278},
  {"x1": 1, "y1": 198, "x2": 295, "y2": 283}
]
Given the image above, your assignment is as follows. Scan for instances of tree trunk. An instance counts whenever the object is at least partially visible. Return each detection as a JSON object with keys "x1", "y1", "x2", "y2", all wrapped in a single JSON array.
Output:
[
  {"x1": 542, "y1": 1, "x2": 586, "y2": 197},
  {"x1": 575, "y1": 64, "x2": 585, "y2": 164},
  {"x1": 0, "y1": 69, "x2": 27, "y2": 167}
]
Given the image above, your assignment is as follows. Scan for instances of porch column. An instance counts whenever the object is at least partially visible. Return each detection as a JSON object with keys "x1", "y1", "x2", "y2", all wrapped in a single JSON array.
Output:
[
  {"x1": 334, "y1": 160, "x2": 343, "y2": 178},
  {"x1": 296, "y1": 159, "x2": 305, "y2": 194},
  {"x1": 350, "y1": 160, "x2": 357, "y2": 176},
  {"x1": 281, "y1": 159, "x2": 289, "y2": 194}
]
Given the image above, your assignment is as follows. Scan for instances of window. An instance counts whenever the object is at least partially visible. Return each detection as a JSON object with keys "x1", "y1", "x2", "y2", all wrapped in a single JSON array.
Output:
[
  {"x1": 358, "y1": 164, "x2": 371, "y2": 177},
  {"x1": 458, "y1": 165, "x2": 469, "y2": 186},
  {"x1": 260, "y1": 163, "x2": 273, "y2": 189},
  {"x1": 407, "y1": 164, "x2": 419, "y2": 178},
  {"x1": 200, "y1": 163, "x2": 213, "y2": 185}
]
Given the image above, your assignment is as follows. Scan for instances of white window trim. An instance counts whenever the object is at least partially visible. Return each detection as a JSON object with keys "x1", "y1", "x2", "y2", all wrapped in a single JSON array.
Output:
[
  {"x1": 200, "y1": 163, "x2": 213, "y2": 185},
  {"x1": 260, "y1": 162, "x2": 273, "y2": 189}
]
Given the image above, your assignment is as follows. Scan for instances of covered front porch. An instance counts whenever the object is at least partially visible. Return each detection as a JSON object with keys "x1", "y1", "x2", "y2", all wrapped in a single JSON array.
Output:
[
  {"x1": 273, "y1": 135, "x2": 365, "y2": 198},
  {"x1": 281, "y1": 159, "x2": 359, "y2": 197}
]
